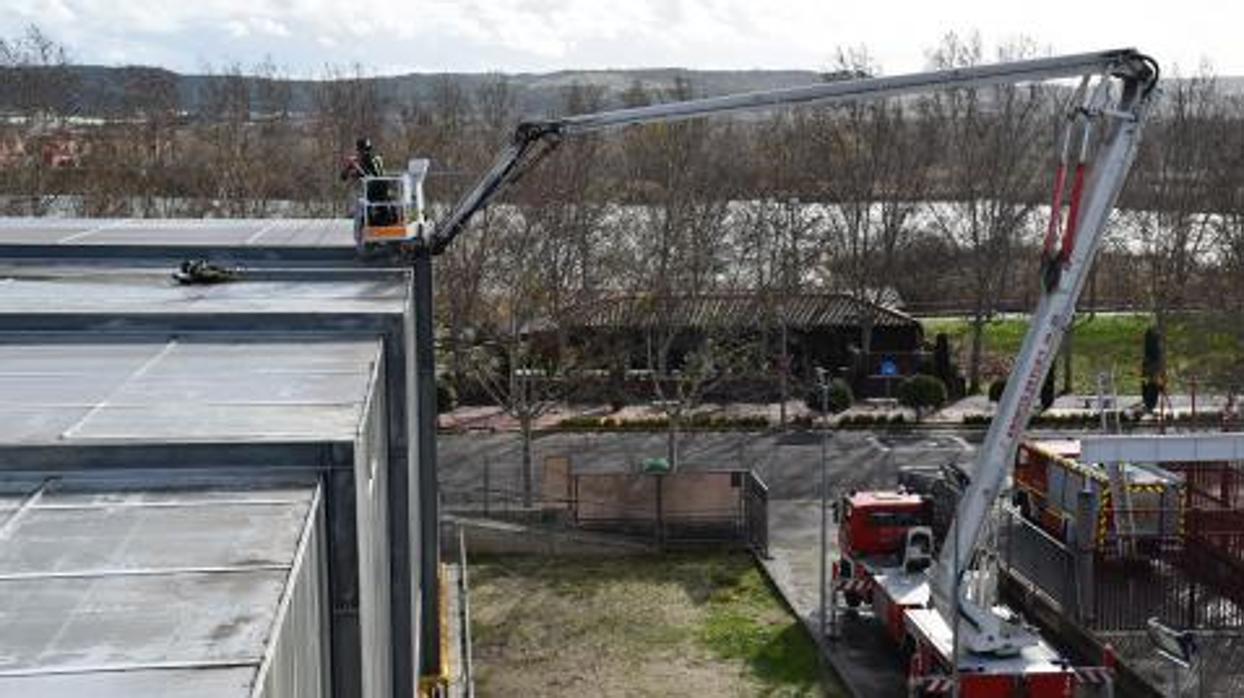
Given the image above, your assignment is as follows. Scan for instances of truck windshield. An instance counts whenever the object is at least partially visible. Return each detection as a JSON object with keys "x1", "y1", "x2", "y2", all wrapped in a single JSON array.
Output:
[{"x1": 868, "y1": 510, "x2": 924, "y2": 527}]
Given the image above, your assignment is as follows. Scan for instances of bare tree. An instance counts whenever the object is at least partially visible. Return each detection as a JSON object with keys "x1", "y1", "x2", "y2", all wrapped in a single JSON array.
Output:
[
  {"x1": 613, "y1": 79, "x2": 755, "y2": 463},
  {"x1": 197, "y1": 63, "x2": 254, "y2": 216},
  {"x1": 649, "y1": 322, "x2": 763, "y2": 469},
  {"x1": 1204, "y1": 89, "x2": 1244, "y2": 393},
  {"x1": 311, "y1": 63, "x2": 387, "y2": 216},
  {"x1": 465, "y1": 204, "x2": 575, "y2": 508},
  {"x1": 119, "y1": 67, "x2": 180, "y2": 216},
  {"x1": 513, "y1": 83, "x2": 612, "y2": 371},
  {"x1": 818, "y1": 46, "x2": 935, "y2": 386},
  {"x1": 0, "y1": 25, "x2": 76, "y2": 215},
  {"x1": 426, "y1": 75, "x2": 515, "y2": 393},
  {"x1": 1125, "y1": 68, "x2": 1220, "y2": 349},
  {"x1": 248, "y1": 58, "x2": 297, "y2": 215},
  {"x1": 926, "y1": 33, "x2": 1050, "y2": 392}
]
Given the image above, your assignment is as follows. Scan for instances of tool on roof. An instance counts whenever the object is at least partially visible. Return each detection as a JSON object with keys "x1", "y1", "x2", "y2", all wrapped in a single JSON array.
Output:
[{"x1": 172, "y1": 259, "x2": 239, "y2": 285}]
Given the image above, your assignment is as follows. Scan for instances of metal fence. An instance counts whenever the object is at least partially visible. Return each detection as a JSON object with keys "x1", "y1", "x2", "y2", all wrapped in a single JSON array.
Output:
[
  {"x1": 743, "y1": 472, "x2": 769, "y2": 558},
  {"x1": 442, "y1": 459, "x2": 768, "y2": 552},
  {"x1": 999, "y1": 504, "x2": 1244, "y2": 632},
  {"x1": 1093, "y1": 537, "x2": 1244, "y2": 631},
  {"x1": 999, "y1": 510, "x2": 1081, "y2": 616},
  {"x1": 572, "y1": 469, "x2": 767, "y2": 550}
]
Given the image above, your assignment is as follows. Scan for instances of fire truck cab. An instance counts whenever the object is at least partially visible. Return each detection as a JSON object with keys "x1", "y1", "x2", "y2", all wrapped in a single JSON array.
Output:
[{"x1": 835, "y1": 491, "x2": 934, "y2": 607}]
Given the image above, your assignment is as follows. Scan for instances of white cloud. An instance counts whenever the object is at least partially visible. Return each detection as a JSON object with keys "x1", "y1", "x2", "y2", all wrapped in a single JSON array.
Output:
[{"x1": 0, "y1": 0, "x2": 1238, "y2": 76}]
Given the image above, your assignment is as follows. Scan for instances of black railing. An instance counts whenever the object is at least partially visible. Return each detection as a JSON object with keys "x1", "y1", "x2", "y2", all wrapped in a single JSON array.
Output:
[{"x1": 743, "y1": 471, "x2": 770, "y2": 559}]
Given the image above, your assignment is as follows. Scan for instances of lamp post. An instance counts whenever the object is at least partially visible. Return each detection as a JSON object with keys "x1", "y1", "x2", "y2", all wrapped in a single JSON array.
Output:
[{"x1": 816, "y1": 366, "x2": 831, "y2": 641}]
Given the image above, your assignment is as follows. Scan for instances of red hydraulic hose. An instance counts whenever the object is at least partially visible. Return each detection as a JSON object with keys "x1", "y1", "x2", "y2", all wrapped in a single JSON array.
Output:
[
  {"x1": 1043, "y1": 163, "x2": 1068, "y2": 259},
  {"x1": 1060, "y1": 76, "x2": 1108, "y2": 266},
  {"x1": 1042, "y1": 76, "x2": 1089, "y2": 265},
  {"x1": 1059, "y1": 161, "x2": 1088, "y2": 264}
]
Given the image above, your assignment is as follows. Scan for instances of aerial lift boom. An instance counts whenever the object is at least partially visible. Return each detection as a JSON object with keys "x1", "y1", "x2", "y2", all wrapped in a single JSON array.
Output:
[
  {"x1": 398, "y1": 48, "x2": 1158, "y2": 687},
  {"x1": 930, "y1": 58, "x2": 1157, "y2": 657},
  {"x1": 419, "y1": 49, "x2": 1155, "y2": 254}
]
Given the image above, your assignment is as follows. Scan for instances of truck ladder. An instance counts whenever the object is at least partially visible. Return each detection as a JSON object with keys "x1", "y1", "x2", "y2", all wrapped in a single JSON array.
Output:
[{"x1": 1097, "y1": 370, "x2": 1137, "y2": 554}]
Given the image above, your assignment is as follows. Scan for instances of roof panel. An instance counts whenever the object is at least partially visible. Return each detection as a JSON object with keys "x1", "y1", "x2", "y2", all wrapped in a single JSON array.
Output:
[
  {"x1": 0, "y1": 473, "x2": 318, "y2": 693},
  {"x1": 0, "y1": 339, "x2": 380, "y2": 445},
  {"x1": 0, "y1": 407, "x2": 92, "y2": 443},
  {"x1": 0, "y1": 217, "x2": 354, "y2": 248},
  {"x1": 67, "y1": 404, "x2": 363, "y2": 441},
  {"x1": 0, "y1": 566, "x2": 286, "y2": 671},
  {"x1": 0, "y1": 274, "x2": 409, "y2": 318},
  {"x1": 0, "y1": 502, "x2": 310, "y2": 574},
  {"x1": 0, "y1": 668, "x2": 256, "y2": 698}
]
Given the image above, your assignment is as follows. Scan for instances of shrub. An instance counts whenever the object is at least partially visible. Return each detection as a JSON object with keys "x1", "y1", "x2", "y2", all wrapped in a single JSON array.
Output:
[
  {"x1": 436, "y1": 379, "x2": 457, "y2": 414},
  {"x1": 804, "y1": 378, "x2": 853, "y2": 414},
  {"x1": 898, "y1": 375, "x2": 948, "y2": 421},
  {"x1": 988, "y1": 379, "x2": 1007, "y2": 403},
  {"x1": 558, "y1": 416, "x2": 603, "y2": 429},
  {"x1": 932, "y1": 333, "x2": 964, "y2": 399},
  {"x1": 1141, "y1": 326, "x2": 1164, "y2": 412}
]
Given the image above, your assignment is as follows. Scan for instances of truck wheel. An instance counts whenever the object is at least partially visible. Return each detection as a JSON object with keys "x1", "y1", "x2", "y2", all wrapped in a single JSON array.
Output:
[
  {"x1": 900, "y1": 635, "x2": 916, "y2": 660},
  {"x1": 1014, "y1": 491, "x2": 1032, "y2": 520}
]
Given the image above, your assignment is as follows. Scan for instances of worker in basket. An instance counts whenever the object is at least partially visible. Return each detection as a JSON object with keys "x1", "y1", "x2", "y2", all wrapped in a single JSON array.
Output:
[
  {"x1": 341, "y1": 137, "x2": 399, "y2": 246},
  {"x1": 340, "y1": 137, "x2": 385, "y2": 180}
]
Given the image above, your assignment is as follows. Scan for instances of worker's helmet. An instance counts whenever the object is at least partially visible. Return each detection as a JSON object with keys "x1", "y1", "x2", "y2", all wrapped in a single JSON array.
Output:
[{"x1": 356, "y1": 137, "x2": 372, "y2": 152}]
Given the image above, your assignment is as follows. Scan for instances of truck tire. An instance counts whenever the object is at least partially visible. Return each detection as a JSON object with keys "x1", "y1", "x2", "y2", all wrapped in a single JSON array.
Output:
[
  {"x1": 1014, "y1": 490, "x2": 1033, "y2": 520},
  {"x1": 900, "y1": 635, "x2": 916, "y2": 660}
]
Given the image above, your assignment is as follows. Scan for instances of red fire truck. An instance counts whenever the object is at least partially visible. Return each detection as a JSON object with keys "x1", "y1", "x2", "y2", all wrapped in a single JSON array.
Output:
[
  {"x1": 834, "y1": 492, "x2": 1082, "y2": 697},
  {"x1": 825, "y1": 48, "x2": 1158, "y2": 697}
]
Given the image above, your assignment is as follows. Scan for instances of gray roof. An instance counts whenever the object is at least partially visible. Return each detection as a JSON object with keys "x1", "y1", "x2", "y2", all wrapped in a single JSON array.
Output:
[
  {"x1": 0, "y1": 216, "x2": 415, "y2": 696},
  {"x1": 0, "y1": 472, "x2": 319, "y2": 697},
  {"x1": 565, "y1": 293, "x2": 921, "y2": 330},
  {"x1": 0, "y1": 339, "x2": 381, "y2": 445},
  {"x1": 0, "y1": 217, "x2": 353, "y2": 247}
]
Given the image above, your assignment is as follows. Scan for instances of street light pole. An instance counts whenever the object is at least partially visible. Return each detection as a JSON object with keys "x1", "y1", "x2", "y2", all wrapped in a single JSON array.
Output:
[
  {"x1": 412, "y1": 243, "x2": 441, "y2": 684},
  {"x1": 817, "y1": 367, "x2": 830, "y2": 641}
]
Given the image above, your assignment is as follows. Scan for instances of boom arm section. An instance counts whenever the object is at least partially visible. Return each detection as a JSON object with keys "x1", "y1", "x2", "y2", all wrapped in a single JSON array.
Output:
[
  {"x1": 932, "y1": 64, "x2": 1157, "y2": 655},
  {"x1": 427, "y1": 48, "x2": 1154, "y2": 254}
]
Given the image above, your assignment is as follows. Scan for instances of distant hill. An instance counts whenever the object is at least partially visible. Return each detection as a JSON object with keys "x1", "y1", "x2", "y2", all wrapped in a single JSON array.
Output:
[
  {"x1": 15, "y1": 64, "x2": 1244, "y2": 120},
  {"x1": 51, "y1": 65, "x2": 828, "y2": 118}
]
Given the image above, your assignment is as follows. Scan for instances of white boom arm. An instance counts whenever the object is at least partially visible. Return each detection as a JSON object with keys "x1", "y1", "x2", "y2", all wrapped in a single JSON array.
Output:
[
  {"x1": 425, "y1": 49, "x2": 1155, "y2": 253},
  {"x1": 932, "y1": 68, "x2": 1158, "y2": 655}
]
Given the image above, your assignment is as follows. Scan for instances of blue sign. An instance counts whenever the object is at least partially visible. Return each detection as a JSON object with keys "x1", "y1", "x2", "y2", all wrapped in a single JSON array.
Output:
[{"x1": 880, "y1": 358, "x2": 898, "y2": 377}]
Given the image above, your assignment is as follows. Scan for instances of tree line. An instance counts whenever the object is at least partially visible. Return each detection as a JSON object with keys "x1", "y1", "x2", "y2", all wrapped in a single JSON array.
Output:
[{"x1": 3, "y1": 26, "x2": 1244, "y2": 399}]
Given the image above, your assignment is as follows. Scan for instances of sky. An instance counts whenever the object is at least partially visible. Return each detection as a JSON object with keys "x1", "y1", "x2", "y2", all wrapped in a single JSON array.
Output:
[{"x1": 0, "y1": 0, "x2": 1235, "y2": 77}]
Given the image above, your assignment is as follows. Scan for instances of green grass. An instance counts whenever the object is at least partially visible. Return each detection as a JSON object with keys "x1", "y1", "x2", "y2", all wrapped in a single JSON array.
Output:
[
  {"x1": 922, "y1": 312, "x2": 1244, "y2": 395},
  {"x1": 699, "y1": 564, "x2": 822, "y2": 689},
  {"x1": 469, "y1": 553, "x2": 840, "y2": 697}
]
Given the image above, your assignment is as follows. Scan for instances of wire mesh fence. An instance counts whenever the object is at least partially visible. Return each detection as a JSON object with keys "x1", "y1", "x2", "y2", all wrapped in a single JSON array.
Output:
[{"x1": 442, "y1": 455, "x2": 769, "y2": 553}]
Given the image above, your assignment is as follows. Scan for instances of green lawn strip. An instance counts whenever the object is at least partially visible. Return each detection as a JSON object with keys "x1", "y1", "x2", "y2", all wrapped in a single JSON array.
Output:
[
  {"x1": 920, "y1": 312, "x2": 1238, "y2": 395},
  {"x1": 698, "y1": 562, "x2": 824, "y2": 693}
]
